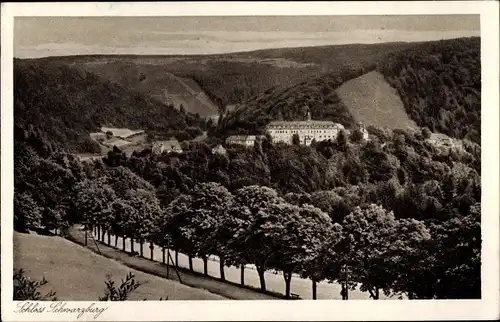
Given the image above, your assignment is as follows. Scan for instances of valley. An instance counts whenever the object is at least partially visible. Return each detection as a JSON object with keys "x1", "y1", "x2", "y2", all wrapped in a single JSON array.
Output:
[{"x1": 13, "y1": 36, "x2": 482, "y2": 302}]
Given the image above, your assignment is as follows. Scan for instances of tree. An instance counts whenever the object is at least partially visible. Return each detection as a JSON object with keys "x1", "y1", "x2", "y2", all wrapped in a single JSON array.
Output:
[
  {"x1": 124, "y1": 189, "x2": 163, "y2": 257},
  {"x1": 350, "y1": 129, "x2": 364, "y2": 144},
  {"x1": 232, "y1": 185, "x2": 284, "y2": 291},
  {"x1": 421, "y1": 127, "x2": 432, "y2": 139},
  {"x1": 14, "y1": 192, "x2": 43, "y2": 232},
  {"x1": 337, "y1": 129, "x2": 348, "y2": 151},
  {"x1": 267, "y1": 203, "x2": 334, "y2": 298},
  {"x1": 414, "y1": 202, "x2": 481, "y2": 299},
  {"x1": 167, "y1": 182, "x2": 234, "y2": 278},
  {"x1": 340, "y1": 204, "x2": 430, "y2": 299},
  {"x1": 74, "y1": 177, "x2": 116, "y2": 233},
  {"x1": 292, "y1": 133, "x2": 301, "y2": 146},
  {"x1": 301, "y1": 223, "x2": 343, "y2": 299}
]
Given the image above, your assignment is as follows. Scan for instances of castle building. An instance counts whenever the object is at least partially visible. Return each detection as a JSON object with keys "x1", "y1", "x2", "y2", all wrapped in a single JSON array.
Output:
[
  {"x1": 225, "y1": 135, "x2": 266, "y2": 147},
  {"x1": 266, "y1": 111, "x2": 346, "y2": 146}
]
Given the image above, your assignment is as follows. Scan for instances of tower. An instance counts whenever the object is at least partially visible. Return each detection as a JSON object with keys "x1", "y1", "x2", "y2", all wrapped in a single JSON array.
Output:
[{"x1": 306, "y1": 108, "x2": 311, "y2": 121}]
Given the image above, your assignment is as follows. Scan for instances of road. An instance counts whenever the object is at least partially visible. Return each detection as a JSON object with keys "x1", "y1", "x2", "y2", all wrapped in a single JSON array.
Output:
[{"x1": 93, "y1": 230, "x2": 393, "y2": 300}]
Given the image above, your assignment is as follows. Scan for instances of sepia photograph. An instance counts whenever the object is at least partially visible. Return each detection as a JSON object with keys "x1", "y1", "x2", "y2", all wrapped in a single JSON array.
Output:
[{"x1": 1, "y1": 1, "x2": 499, "y2": 321}]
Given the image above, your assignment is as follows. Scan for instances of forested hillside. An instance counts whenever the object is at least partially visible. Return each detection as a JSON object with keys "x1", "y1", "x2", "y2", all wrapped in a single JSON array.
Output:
[
  {"x1": 35, "y1": 41, "x2": 414, "y2": 116},
  {"x1": 14, "y1": 60, "x2": 208, "y2": 153},
  {"x1": 219, "y1": 37, "x2": 480, "y2": 141},
  {"x1": 216, "y1": 67, "x2": 366, "y2": 136},
  {"x1": 14, "y1": 121, "x2": 481, "y2": 299},
  {"x1": 377, "y1": 37, "x2": 480, "y2": 143}
]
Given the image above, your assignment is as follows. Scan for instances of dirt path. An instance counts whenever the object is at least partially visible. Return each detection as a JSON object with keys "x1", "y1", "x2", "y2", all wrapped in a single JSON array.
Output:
[{"x1": 66, "y1": 226, "x2": 279, "y2": 300}]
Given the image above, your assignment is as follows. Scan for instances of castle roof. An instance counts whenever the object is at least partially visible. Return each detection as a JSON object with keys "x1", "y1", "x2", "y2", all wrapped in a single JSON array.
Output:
[{"x1": 267, "y1": 120, "x2": 343, "y2": 128}]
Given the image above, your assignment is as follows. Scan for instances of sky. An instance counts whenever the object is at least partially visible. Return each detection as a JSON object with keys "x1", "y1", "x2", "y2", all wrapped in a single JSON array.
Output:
[{"x1": 14, "y1": 15, "x2": 480, "y2": 58}]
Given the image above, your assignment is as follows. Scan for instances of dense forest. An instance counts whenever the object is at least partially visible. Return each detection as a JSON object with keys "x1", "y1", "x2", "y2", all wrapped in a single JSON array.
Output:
[
  {"x1": 218, "y1": 37, "x2": 480, "y2": 141},
  {"x1": 377, "y1": 37, "x2": 481, "y2": 143},
  {"x1": 14, "y1": 60, "x2": 209, "y2": 153},
  {"x1": 14, "y1": 122, "x2": 481, "y2": 299}
]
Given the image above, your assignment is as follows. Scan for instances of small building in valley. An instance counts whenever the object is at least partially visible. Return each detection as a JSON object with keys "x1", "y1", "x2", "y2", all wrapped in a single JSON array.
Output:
[
  {"x1": 225, "y1": 135, "x2": 265, "y2": 147},
  {"x1": 426, "y1": 133, "x2": 462, "y2": 150},
  {"x1": 101, "y1": 127, "x2": 145, "y2": 140},
  {"x1": 152, "y1": 139, "x2": 183, "y2": 154}
]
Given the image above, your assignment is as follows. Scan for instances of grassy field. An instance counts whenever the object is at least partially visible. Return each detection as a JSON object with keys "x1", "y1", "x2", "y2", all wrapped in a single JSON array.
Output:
[
  {"x1": 13, "y1": 232, "x2": 225, "y2": 300},
  {"x1": 335, "y1": 71, "x2": 418, "y2": 130}
]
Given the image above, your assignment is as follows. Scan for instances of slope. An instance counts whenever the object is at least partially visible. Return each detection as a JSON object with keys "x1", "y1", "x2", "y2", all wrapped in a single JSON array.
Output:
[
  {"x1": 34, "y1": 41, "x2": 415, "y2": 111},
  {"x1": 377, "y1": 37, "x2": 480, "y2": 143},
  {"x1": 14, "y1": 60, "x2": 199, "y2": 153},
  {"x1": 14, "y1": 232, "x2": 224, "y2": 300},
  {"x1": 72, "y1": 61, "x2": 219, "y2": 118},
  {"x1": 218, "y1": 37, "x2": 480, "y2": 140},
  {"x1": 336, "y1": 70, "x2": 418, "y2": 130}
]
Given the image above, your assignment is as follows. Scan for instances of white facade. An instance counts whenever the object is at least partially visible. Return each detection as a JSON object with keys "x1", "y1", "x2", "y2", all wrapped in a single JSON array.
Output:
[
  {"x1": 226, "y1": 135, "x2": 265, "y2": 147},
  {"x1": 266, "y1": 112, "x2": 345, "y2": 146}
]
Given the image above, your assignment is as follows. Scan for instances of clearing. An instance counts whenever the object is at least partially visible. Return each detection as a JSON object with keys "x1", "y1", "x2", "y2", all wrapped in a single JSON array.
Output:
[
  {"x1": 336, "y1": 70, "x2": 418, "y2": 130},
  {"x1": 13, "y1": 232, "x2": 225, "y2": 301}
]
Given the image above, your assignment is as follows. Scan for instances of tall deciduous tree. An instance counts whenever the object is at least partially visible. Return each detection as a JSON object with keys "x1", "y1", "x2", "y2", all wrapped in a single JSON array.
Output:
[
  {"x1": 341, "y1": 204, "x2": 404, "y2": 299},
  {"x1": 232, "y1": 185, "x2": 284, "y2": 291}
]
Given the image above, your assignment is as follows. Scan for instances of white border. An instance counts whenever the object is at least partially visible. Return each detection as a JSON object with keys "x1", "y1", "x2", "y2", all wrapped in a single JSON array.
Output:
[{"x1": 1, "y1": 2, "x2": 499, "y2": 321}]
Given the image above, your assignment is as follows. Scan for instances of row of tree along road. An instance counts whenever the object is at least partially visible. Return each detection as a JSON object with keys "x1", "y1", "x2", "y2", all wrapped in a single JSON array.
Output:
[{"x1": 79, "y1": 181, "x2": 438, "y2": 300}]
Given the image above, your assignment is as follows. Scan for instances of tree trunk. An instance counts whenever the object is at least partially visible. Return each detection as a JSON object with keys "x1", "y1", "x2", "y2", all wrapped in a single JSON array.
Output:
[
  {"x1": 312, "y1": 280, "x2": 317, "y2": 300},
  {"x1": 97, "y1": 226, "x2": 101, "y2": 241},
  {"x1": 107, "y1": 232, "x2": 111, "y2": 245},
  {"x1": 240, "y1": 264, "x2": 245, "y2": 286},
  {"x1": 131, "y1": 238, "x2": 135, "y2": 253},
  {"x1": 175, "y1": 251, "x2": 179, "y2": 267},
  {"x1": 368, "y1": 287, "x2": 379, "y2": 300},
  {"x1": 219, "y1": 255, "x2": 226, "y2": 281},
  {"x1": 150, "y1": 242, "x2": 154, "y2": 260},
  {"x1": 114, "y1": 235, "x2": 118, "y2": 247},
  {"x1": 341, "y1": 283, "x2": 347, "y2": 300},
  {"x1": 122, "y1": 236, "x2": 126, "y2": 251},
  {"x1": 188, "y1": 255, "x2": 193, "y2": 272},
  {"x1": 162, "y1": 247, "x2": 166, "y2": 264},
  {"x1": 101, "y1": 227, "x2": 105, "y2": 242},
  {"x1": 139, "y1": 240, "x2": 144, "y2": 257},
  {"x1": 256, "y1": 266, "x2": 266, "y2": 292},
  {"x1": 84, "y1": 230, "x2": 88, "y2": 246},
  {"x1": 203, "y1": 256, "x2": 208, "y2": 276},
  {"x1": 283, "y1": 271, "x2": 292, "y2": 299}
]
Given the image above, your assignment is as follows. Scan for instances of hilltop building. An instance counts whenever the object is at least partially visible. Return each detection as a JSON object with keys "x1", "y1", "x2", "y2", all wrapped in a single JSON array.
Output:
[
  {"x1": 152, "y1": 139, "x2": 183, "y2": 154},
  {"x1": 266, "y1": 111, "x2": 347, "y2": 146},
  {"x1": 349, "y1": 121, "x2": 369, "y2": 141},
  {"x1": 226, "y1": 135, "x2": 266, "y2": 147}
]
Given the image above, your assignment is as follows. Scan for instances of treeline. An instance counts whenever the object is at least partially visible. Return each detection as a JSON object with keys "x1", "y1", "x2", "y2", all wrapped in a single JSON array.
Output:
[
  {"x1": 377, "y1": 37, "x2": 481, "y2": 143},
  {"x1": 14, "y1": 123, "x2": 481, "y2": 299},
  {"x1": 14, "y1": 60, "x2": 209, "y2": 153}
]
